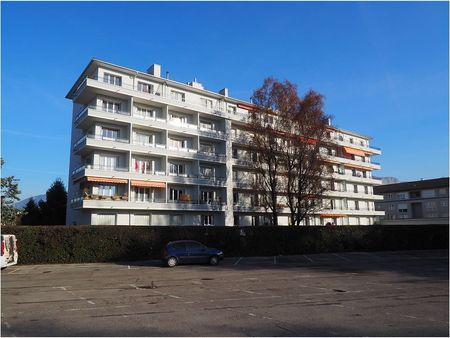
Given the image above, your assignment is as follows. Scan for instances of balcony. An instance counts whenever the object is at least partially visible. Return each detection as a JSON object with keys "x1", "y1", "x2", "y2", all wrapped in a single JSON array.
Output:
[
  {"x1": 330, "y1": 136, "x2": 382, "y2": 155},
  {"x1": 71, "y1": 164, "x2": 226, "y2": 187},
  {"x1": 73, "y1": 75, "x2": 236, "y2": 120},
  {"x1": 71, "y1": 198, "x2": 227, "y2": 211},
  {"x1": 323, "y1": 154, "x2": 381, "y2": 170}
]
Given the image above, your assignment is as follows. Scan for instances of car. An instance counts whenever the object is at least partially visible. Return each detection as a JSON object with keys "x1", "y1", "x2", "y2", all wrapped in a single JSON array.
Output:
[
  {"x1": 162, "y1": 240, "x2": 224, "y2": 267},
  {"x1": 1, "y1": 234, "x2": 18, "y2": 269}
]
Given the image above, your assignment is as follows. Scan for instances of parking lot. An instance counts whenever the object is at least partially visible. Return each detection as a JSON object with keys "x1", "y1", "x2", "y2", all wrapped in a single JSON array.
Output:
[{"x1": 1, "y1": 249, "x2": 448, "y2": 336}]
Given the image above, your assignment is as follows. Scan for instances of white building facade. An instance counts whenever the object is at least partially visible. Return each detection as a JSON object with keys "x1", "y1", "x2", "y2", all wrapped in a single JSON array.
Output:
[{"x1": 66, "y1": 59, "x2": 384, "y2": 226}]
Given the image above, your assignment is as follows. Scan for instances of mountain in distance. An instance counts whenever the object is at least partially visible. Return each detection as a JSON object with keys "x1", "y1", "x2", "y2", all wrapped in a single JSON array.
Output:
[{"x1": 15, "y1": 194, "x2": 46, "y2": 210}]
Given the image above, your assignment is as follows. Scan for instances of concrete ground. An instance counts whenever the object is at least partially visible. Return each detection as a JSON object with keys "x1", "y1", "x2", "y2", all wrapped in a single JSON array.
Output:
[{"x1": 1, "y1": 249, "x2": 448, "y2": 337}]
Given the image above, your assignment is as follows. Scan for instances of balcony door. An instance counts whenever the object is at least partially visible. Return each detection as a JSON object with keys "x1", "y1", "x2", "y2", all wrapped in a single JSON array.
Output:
[
  {"x1": 134, "y1": 159, "x2": 153, "y2": 174},
  {"x1": 99, "y1": 155, "x2": 118, "y2": 171}
]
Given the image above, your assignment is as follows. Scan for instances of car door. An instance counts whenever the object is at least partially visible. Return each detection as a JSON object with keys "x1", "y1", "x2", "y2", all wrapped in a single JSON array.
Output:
[
  {"x1": 187, "y1": 241, "x2": 209, "y2": 263},
  {"x1": 172, "y1": 242, "x2": 189, "y2": 264}
]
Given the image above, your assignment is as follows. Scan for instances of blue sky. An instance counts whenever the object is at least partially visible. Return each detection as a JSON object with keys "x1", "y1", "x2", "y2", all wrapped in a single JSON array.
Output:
[{"x1": 2, "y1": 1, "x2": 449, "y2": 199}]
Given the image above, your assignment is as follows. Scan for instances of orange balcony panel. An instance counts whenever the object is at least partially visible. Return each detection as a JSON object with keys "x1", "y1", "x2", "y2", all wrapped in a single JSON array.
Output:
[
  {"x1": 130, "y1": 180, "x2": 166, "y2": 188},
  {"x1": 320, "y1": 214, "x2": 348, "y2": 217},
  {"x1": 343, "y1": 147, "x2": 365, "y2": 157},
  {"x1": 86, "y1": 176, "x2": 128, "y2": 184}
]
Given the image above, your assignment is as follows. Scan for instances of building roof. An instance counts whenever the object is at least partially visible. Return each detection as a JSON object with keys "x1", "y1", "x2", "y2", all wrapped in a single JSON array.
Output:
[{"x1": 373, "y1": 177, "x2": 449, "y2": 194}]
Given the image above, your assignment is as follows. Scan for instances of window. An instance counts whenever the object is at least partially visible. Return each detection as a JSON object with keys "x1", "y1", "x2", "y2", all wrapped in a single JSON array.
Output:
[
  {"x1": 103, "y1": 73, "x2": 121, "y2": 86},
  {"x1": 409, "y1": 191, "x2": 421, "y2": 198},
  {"x1": 170, "y1": 90, "x2": 185, "y2": 102},
  {"x1": 201, "y1": 191, "x2": 214, "y2": 204},
  {"x1": 233, "y1": 215, "x2": 240, "y2": 226},
  {"x1": 364, "y1": 186, "x2": 369, "y2": 194},
  {"x1": 200, "y1": 120, "x2": 214, "y2": 130},
  {"x1": 355, "y1": 201, "x2": 359, "y2": 210},
  {"x1": 101, "y1": 127, "x2": 119, "y2": 140},
  {"x1": 134, "y1": 132, "x2": 152, "y2": 146},
  {"x1": 99, "y1": 155, "x2": 118, "y2": 170},
  {"x1": 202, "y1": 215, "x2": 214, "y2": 226},
  {"x1": 349, "y1": 138, "x2": 354, "y2": 144},
  {"x1": 232, "y1": 148, "x2": 238, "y2": 158},
  {"x1": 441, "y1": 200, "x2": 448, "y2": 207},
  {"x1": 134, "y1": 159, "x2": 152, "y2": 174},
  {"x1": 200, "y1": 166, "x2": 214, "y2": 178},
  {"x1": 169, "y1": 214, "x2": 183, "y2": 225},
  {"x1": 169, "y1": 163, "x2": 184, "y2": 175},
  {"x1": 134, "y1": 187, "x2": 151, "y2": 202},
  {"x1": 200, "y1": 98, "x2": 213, "y2": 109},
  {"x1": 102, "y1": 100, "x2": 120, "y2": 113},
  {"x1": 133, "y1": 214, "x2": 151, "y2": 226},
  {"x1": 397, "y1": 192, "x2": 407, "y2": 199},
  {"x1": 353, "y1": 185, "x2": 358, "y2": 193},
  {"x1": 200, "y1": 143, "x2": 214, "y2": 154},
  {"x1": 169, "y1": 113, "x2": 187, "y2": 125},
  {"x1": 137, "y1": 81, "x2": 153, "y2": 94},
  {"x1": 170, "y1": 189, "x2": 183, "y2": 201},
  {"x1": 96, "y1": 185, "x2": 117, "y2": 197},
  {"x1": 169, "y1": 138, "x2": 187, "y2": 149},
  {"x1": 94, "y1": 213, "x2": 116, "y2": 225},
  {"x1": 228, "y1": 105, "x2": 236, "y2": 114},
  {"x1": 425, "y1": 201, "x2": 437, "y2": 210},
  {"x1": 233, "y1": 192, "x2": 239, "y2": 204},
  {"x1": 135, "y1": 107, "x2": 155, "y2": 119}
]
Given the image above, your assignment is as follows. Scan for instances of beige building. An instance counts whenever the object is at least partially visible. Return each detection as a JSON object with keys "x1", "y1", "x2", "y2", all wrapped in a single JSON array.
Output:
[{"x1": 66, "y1": 59, "x2": 384, "y2": 226}]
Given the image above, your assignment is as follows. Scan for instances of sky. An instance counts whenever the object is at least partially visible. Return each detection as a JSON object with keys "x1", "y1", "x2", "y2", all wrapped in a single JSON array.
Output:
[{"x1": 1, "y1": 1, "x2": 449, "y2": 200}]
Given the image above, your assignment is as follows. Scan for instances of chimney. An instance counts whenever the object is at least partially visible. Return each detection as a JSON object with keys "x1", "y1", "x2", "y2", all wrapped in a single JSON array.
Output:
[
  {"x1": 219, "y1": 88, "x2": 229, "y2": 97},
  {"x1": 147, "y1": 64, "x2": 161, "y2": 77},
  {"x1": 327, "y1": 118, "x2": 332, "y2": 126},
  {"x1": 166, "y1": 71, "x2": 170, "y2": 80}
]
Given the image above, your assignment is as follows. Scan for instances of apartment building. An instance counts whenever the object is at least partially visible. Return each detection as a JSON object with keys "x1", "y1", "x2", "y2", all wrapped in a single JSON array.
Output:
[
  {"x1": 66, "y1": 59, "x2": 384, "y2": 226},
  {"x1": 374, "y1": 177, "x2": 449, "y2": 225}
]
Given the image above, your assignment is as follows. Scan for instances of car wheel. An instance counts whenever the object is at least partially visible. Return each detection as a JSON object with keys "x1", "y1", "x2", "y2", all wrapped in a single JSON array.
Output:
[
  {"x1": 167, "y1": 257, "x2": 178, "y2": 267},
  {"x1": 209, "y1": 256, "x2": 219, "y2": 266}
]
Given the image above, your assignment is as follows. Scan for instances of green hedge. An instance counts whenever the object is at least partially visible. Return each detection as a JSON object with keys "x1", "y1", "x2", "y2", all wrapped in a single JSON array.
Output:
[{"x1": 1, "y1": 225, "x2": 448, "y2": 265}]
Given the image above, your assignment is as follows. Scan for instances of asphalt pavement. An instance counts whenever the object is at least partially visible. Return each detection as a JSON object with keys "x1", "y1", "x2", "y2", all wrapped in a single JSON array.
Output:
[{"x1": 1, "y1": 249, "x2": 448, "y2": 336}]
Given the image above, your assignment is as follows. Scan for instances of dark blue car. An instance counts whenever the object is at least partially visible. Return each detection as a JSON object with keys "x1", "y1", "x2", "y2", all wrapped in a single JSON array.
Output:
[{"x1": 162, "y1": 240, "x2": 224, "y2": 267}]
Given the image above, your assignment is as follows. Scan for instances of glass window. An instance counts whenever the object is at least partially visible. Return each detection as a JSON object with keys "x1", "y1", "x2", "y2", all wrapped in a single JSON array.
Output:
[
  {"x1": 200, "y1": 98, "x2": 213, "y2": 109},
  {"x1": 169, "y1": 163, "x2": 184, "y2": 175},
  {"x1": 228, "y1": 106, "x2": 237, "y2": 114},
  {"x1": 102, "y1": 100, "x2": 121, "y2": 113},
  {"x1": 137, "y1": 81, "x2": 153, "y2": 94},
  {"x1": 200, "y1": 167, "x2": 213, "y2": 178},
  {"x1": 170, "y1": 90, "x2": 185, "y2": 102},
  {"x1": 202, "y1": 215, "x2": 213, "y2": 226},
  {"x1": 97, "y1": 185, "x2": 117, "y2": 197},
  {"x1": 170, "y1": 189, "x2": 183, "y2": 201},
  {"x1": 136, "y1": 107, "x2": 155, "y2": 119},
  {"x1": 104, "y1": 73, "x2": 121, "y2": 86},
  {"x1": 101, "y1": 127, "x2": 119, "y2": 140}
]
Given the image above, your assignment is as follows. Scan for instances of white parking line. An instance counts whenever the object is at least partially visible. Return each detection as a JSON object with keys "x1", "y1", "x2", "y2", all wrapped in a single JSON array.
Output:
[
  {"x1": 303, "y1": 255, "x2": 314, "y2": 262},
  {"x1": 7, "y1": 268, "x2": 20, "y2": 274},
  {"x1": 234, "y1": 257, "x2": 243, "y2": 266},
  {"x1": 332, "y1": 253, "x2": 350, "y2": 261}
]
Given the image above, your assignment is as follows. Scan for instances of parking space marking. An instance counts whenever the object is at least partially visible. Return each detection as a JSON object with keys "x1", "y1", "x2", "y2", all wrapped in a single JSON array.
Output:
[
  {"x1": 332, "y1": 253, "x2": 350, "y2": 261},
  {"x1": 6, "y1": 268, "x2": 20, "y2": 274},
  {"x1": 234, "y1": 257, "x2": 243, "y2": 266},
  {"x1": 303, "y1": 255, "x2": 314, "y2": 262}
]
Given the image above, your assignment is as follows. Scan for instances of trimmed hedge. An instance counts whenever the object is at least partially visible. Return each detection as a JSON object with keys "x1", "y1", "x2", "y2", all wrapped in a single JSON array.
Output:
[{"x1": 1, "y1": 224, "x2": 448, "y2": 265}]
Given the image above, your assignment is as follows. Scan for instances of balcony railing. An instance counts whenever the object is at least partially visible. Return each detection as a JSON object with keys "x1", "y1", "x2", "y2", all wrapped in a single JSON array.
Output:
[{"x1": 83, "y1": 75, "x2": 235, "y2": 118}]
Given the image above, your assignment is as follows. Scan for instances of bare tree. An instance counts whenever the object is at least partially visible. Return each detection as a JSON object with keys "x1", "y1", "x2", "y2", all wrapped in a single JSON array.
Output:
[{"x1": 247, "y1": 78, "x2": 331, "y2": 226}]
